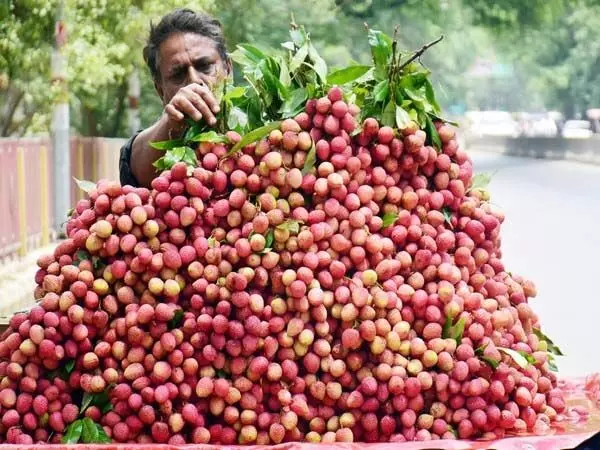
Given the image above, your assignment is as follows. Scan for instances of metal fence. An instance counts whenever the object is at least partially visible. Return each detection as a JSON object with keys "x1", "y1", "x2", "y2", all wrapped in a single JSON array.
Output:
[{"x1": 0, "y1": 136, "x2": 126, "y2": 261}]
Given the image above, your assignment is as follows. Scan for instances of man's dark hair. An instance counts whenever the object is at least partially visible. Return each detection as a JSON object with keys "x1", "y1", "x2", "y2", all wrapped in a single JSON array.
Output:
[{"x1": 143, "y1": 9, "x2": 228, "y2": 81}]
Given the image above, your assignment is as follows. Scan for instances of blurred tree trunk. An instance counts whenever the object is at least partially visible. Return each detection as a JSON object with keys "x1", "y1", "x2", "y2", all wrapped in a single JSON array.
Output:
[
  {"x1": 83, "y1": 104, "x2": 99, "y2": 136},
  {"x1": 0, "y1": 84, "x2": 24, "y2": 137},
  {"x1": 110, "y1": 81, "x2": 128, "y2": 137}
]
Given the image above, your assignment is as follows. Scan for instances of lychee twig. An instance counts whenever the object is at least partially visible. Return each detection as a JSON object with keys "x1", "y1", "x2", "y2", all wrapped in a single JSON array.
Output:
[{"x1": 398, "y1": 35, "x2": 444, "y2": 72}]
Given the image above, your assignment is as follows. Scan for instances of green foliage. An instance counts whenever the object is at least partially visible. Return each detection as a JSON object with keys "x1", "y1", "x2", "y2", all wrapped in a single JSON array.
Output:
[
  {"x1": 4, "y1": 0, "x2": 593, "y2": 138},
  {"x1": 345, "y1": 26, "x2": 448, "y2": 148},
  {"x1": 381, "y1": 212, "x2": 399, "y2": 228},
  {"x1": 0, "y1": 1, "x2": 57, "y2": 136},
  {"x1": 443, "y1": 316, "x2": 466, "y2": 344},
  {"x1": 1, "y1": 0, "x2": 214, "y2": 137},
  {"x1": 63, "y1": 418, "x2": 111, "y2": 444}
]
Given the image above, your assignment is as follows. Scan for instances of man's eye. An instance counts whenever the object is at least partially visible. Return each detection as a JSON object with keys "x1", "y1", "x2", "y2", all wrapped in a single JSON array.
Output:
[
  {"x1": 195, "y1": 63, "x2": 213, "y2": 73},
  {"x1": 171, "y1": 71, "x2": 185, "y2": 81}
]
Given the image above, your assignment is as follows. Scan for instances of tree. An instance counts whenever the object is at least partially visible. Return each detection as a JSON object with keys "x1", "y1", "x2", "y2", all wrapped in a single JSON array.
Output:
[
  {"x1": 0, "y1": 1, "x2": 57, "y2": 136},
  {"x1": 0, "y1": 0, "x2": 214, "y2": 137},
  {"x1": 495, "y1": 0, "x2": 600, "y2": 117}
]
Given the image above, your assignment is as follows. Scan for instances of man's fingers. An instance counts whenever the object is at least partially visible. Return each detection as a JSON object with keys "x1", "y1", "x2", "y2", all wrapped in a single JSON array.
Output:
[
  {"x1": 171, "y1": 95, "x2": 203, "y2": 122},
  {"x1": 189, "y1": 83, "x2": 221, "y2": 114},
  {"x1": 185, "y1": 90, "x2": 217, "y2": 126},
  {"x1": 164, "y1": 104, "x2": 185, "y2": 121}
]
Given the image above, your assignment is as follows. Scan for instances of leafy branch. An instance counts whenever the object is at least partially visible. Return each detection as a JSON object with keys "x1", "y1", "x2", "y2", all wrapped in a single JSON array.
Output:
[{"x1": 397, "y1": 35, "x2": 445, "y2": 72}]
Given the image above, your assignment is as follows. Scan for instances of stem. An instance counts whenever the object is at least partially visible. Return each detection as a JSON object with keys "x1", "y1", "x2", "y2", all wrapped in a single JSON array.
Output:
[{"x1": 398, "y1": 35, "x2": 444, "y2": 72}]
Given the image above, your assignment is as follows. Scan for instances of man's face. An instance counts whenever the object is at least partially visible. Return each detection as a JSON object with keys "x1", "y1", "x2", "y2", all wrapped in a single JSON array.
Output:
[{"x1": 155, "y1": 32, "x2": 230, "y2": 104}]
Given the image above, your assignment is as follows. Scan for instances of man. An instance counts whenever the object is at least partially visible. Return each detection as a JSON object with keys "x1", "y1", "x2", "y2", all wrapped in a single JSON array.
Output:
[{"x1": 120, "y1": 9, "x2": 230, "y2": 188}]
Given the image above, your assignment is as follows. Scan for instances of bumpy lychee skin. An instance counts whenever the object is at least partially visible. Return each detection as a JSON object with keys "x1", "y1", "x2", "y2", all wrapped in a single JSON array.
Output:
[{"x1": 0, "y1": 82, "x2": 563, "y2": 445}]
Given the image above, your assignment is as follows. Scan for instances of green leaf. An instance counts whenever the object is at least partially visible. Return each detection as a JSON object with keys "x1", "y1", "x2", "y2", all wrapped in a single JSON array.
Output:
[
  {"x1": 81, "y1": 387, "x2": 112, "y2": 415},
  {"x1": 278, "y1": 57, "x2": 291, "y2": 87},
  {"x1": 442, "y1": 207, "x2": 453, "y2": 228},
  {"x1": 451, "y1": 317, "x2": 466, "y2": 344},
  {"x1": 408, "y1": 109, "x2": 419, "y2": 123},
  {"x1": 169, "y1": 309, "x2": 184, "y2": 330},
  {"x1": 327, "y1": 65, "x2": 370, "y2": 85},
  {"x1": 257, "y1": 58, "x2": 285, "y2": 101},
  {"x1": 381, "y1": 212, "x2": 399, "y2": 229},
  {"x1": 548, "y1": 353, "x2": 559, "y2": 372},
  {"x1": 290, "y1": 28, "x2": 306, "y2": 47},
  {"x1": 73, "y1": 250, "x2": 90, "y2": 266},
  {"x1": 231, "y1": 44, "x2": 266, "y2": 66},
  {"x1": 279, "y1": 87, "x2": 308, "y2": 117},
  {"x1": 281, "y1": 41, "x2": 295, "y2": 51},
  {"x1": 381, "y1": 100, "x2": 396, "y2": 127},
  {"x1": 228, "y1": 106, "x2": 249, "y2": 132},
  {"x1": 81, "y1": 418, "x2": 99, "y2": 443},
  {"x1": 468, "y1": 172, "x2": 495, "y2": 193},
  {"x1": 442, "y1": 316, "x2": 453, "y2": 339},
  {"x1": 264, "y1": 228, "x2": 274, "y2": 249},
  {"x1": 153, "y1": 146, "x2": 197, "y2": 171},
  {"x1": 149, "y1": 139, "x2": 184, "y2": 150},
  {"x1": 475, "y1": 343, "x2": 489, "y2": 356},
  {"x1": 350, "y1": 126, "x2": 363, "y2": 137},
  {"x1": 424, "y1": 79, "x2": 441, "y2": 114},
  {"x1": 290, "y1": 43, "x2": 309, "y2": 73},
  {"x1": 395, "y1": 106, "x2": 411, "y2": 129},
  {"x1": 367, "y1": 29, "x2": 392, "y2": 80},
  {"x1": 65, "y1": 359, "x2": 75, "y2": 374},
  {"x1": 224, "y1": 86, "x2": 246, "y2": 101},
  {"x1": 404, "y1": 87, "x2": 426, "y2": 102},
  {"x1": 189, "y1": 131, "x2": 229, "y2": 143},
  {"x1": 425, "y1": 115, "x2": 442, "y2": 150},
  {"x1": 498, "y1": 347, "x2": 530, "y2": 369},
  {"x1": 373, "y1": 80, "x2": 389, "y2": 103},
  {"x1": 443, "y1": 316, "x2": 465, "y2": 344},
  {"x1": 92, "y1": 256, "x2": 106, "y2": 271},
  {"x1": 481, "y1": 356, "x2": 500, "y2": 370},
  {"x1": 276, "y1": 220, "x2": 303, "y2": 235},
  {"x1": 518, "y1": 350, "x2": 537, "y2": 365},
  {"x1": 62, "y1": 419, "x2": 83, "y2": 444},
  {"x1": 183, "y1": 122, "x2": 203, "y2": 143},
  {"x1": 73, "y1": 177, "x2": 96, "y2": 194},
  {"x1": 182, "y1": 147, "x2": 198, "y2": 167},
  {"x1": 215, "y1": 369, "x2": 228, "y2": 379},
  {"x1": 101, "y1": 402, "x2": 113, "y2": 414},
  {"x1": 95, "y1": 423, "x2": 112, "y2": 443},
  {"x1": 302, "y1": 141, "x2": 316, "y2": 175},
  {"x1": 226, "y1": 121, "x2": 282, "y2": 157},
  {"x1": 308, "y1": 43, "x2": 328, "y2": 81},
  {"x1": 532, "y1": 328, "x2": 564, "y2": 356},
  {"x1": 432, "y1": 114, "x2": 459, "y2": 127},
  {"x1": 81, "y1": 392, "x2": 94, "y2": 414}
]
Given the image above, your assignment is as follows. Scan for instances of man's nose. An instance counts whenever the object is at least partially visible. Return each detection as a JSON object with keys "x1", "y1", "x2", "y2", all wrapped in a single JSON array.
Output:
[{"x1": 187, "y1": 66, "x2": 204, "y2": 86}]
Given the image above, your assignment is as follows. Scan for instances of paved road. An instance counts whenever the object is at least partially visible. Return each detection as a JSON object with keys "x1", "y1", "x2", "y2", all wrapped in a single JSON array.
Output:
[{"x1": 469, "y1": 151, "x2": 600, "y2": 377}]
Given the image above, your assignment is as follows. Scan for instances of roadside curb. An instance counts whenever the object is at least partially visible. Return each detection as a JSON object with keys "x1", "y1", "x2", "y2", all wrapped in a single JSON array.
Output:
[{"x1": 462, "y1": 134, "x2": 600, "y2": 165}]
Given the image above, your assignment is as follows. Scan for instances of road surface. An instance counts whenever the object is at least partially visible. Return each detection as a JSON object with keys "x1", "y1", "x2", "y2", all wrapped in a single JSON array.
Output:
[{"x1": 469, "y1": 151, "x2": 600, "y2": 377}]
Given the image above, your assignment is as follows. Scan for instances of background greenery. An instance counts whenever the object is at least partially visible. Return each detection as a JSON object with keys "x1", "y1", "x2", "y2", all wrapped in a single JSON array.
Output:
[{"x1": 2, "y1": 0, "x2": 599, "y2": 137}]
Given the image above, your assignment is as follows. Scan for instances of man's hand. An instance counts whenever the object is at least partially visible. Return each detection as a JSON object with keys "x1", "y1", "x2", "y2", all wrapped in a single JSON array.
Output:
[{"x1": 164, "y1": 83, "x2": 221, "y2": 129}]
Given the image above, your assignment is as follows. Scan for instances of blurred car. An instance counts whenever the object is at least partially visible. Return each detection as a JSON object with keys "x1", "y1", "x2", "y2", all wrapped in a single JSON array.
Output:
[
  {"x1": 520, "y1": 114, "x2": 558, "y2": 137},
  {"x1": 467, "y1": 111, "x2": 520, "y2": 138},
  {"x1": 562, "y1": 120, "x2": 593, "y2": 139}
]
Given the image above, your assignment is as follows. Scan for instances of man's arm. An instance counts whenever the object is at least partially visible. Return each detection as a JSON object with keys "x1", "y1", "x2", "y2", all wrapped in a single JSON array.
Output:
[
  {"x1": 128, "y1": 83, "x2": 220, "y2": 188},
  {"x1": 130, "y1": 114, "x2": 185, "y2": 188}
]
